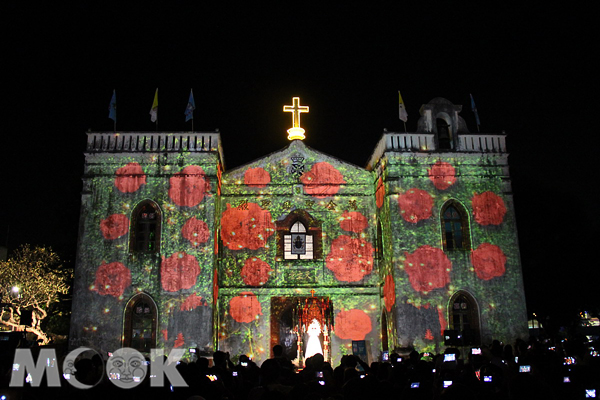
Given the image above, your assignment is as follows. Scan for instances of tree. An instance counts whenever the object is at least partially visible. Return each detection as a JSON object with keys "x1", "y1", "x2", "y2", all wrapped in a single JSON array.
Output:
[{"x1": 0, "y1": 245, "x2": 71, "y2": 345}]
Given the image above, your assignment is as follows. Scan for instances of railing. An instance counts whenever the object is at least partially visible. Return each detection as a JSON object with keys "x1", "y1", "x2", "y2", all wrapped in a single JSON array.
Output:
[
  {"x1": 86, "y1": 132, "x2": 221, "y2": 154},
  {"x1": 367, "y1": 132, "x2": 507, "y2": 169},
  {"x1": 458, "y1": 134, "x2": 506, "y2": 152}
]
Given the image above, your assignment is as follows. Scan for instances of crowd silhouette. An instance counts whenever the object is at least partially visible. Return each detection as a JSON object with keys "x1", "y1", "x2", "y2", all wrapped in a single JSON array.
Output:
[{"x1": 1, "y1": 336, "x2": 599, "y2": 400}]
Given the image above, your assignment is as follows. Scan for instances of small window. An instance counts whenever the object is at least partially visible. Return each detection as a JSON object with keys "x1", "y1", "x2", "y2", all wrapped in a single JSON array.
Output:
[
  {"x1": 130, "y1": 200, "x2": 161, "y2": 253},
  {"x1": 441, "y1": 201, "x2": 470, "y2": 251},
  {"x1": 284, "y1": 221, "x2": 313, "y2": 260},
  {"x1": 276, "y1": 210, "x2": 322, "y2": 260}
]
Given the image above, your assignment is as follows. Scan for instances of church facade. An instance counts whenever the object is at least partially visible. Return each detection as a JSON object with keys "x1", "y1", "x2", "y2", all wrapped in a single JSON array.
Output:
[{"x1": 69, "y1": 97, "x2": 528, "y2": 365}]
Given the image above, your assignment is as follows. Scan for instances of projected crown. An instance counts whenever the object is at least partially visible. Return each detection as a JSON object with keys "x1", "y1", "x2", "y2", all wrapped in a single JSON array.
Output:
[{"x1": 284, "y1": 97, "x2": 309, "y2": 141}]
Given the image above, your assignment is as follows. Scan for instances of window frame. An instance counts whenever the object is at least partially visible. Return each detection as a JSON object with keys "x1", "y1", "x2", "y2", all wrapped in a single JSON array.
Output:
[
  {"x1": 440, "y1": 200, "x2": 471, "y2": 251},
  {"x1": 276, "y1": 210, "x2": 322, "y2": 261},
  {"x1": 129, "y1": 200, "x2": 162, "y2": 254}
]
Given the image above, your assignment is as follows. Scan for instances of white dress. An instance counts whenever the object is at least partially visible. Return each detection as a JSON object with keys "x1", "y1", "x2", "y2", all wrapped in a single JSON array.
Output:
[{"x1": 304, "y1": 319, "x2": 323, "y2": 360}]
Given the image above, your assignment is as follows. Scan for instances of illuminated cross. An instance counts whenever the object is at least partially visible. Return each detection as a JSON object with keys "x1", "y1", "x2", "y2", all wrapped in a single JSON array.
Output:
[{"x1": 283, "y1": 97, "x2": 309, "y2": 141}]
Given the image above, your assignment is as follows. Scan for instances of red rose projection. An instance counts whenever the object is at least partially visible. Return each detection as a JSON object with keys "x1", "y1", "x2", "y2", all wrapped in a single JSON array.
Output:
[
  {"x1": 398, "y1": 188, "x2": 433, "y2": 223},
  {"x1": 114, "y1": 162, "x2": 146, "y2": 193},
  {"x1": 326, "y1": 235, "x2": 374, "y2": 282},
  {"x1": 229, "y1": 292, "x2": 262, "y2": 323},
  {"x1": 92, "y1": 262, "x2": 131, "y2": 298},
  {"x1": 425, "y1": 329, "x2": 434, "y2": 341},
  {"x1": 339, "y1": 211, "x2": 368, "y2": 233},
  {"x1": 220, "y1": 202, "x2": 275, "y2": 250},
  {"x1": 471, "y1": 243, "x2": 507, "y2": 280},
  {"x1": 100, "y1": 214, "x2": 129, "y2": 240},
  {"x1": 383, "y1": 274, "x2": 395, "y2": 312},
  {"x1": 404, "y1": 245, "x2": 452, "y2": 293},
  {"x1": 335, "y1": 309, "x2": 372, "y2": 340},
  {"x1": 181, "y1": 217, "x2": 210, "y2": 247},
  {"x1": 300, "y1": 162, "x2": 346, "y2": 198},
  {"x1": 472, "y1": 191, "x2": 506, "y2": 225},
  {"x1": 376, "y1": 176, "x2": 385, "y2": 208},
  {"x1": 241, "y1": 257, "x2": 272, "y2": 286},
  {"x1": 244, "y1": 167, "x2": 271, "y2": 188},
  {"x1": 438, "y1": 308, "x2": 447, "y2": 336},
  {"x1": 428, "y1": 161, "x2": 456, "y2": 190},
  {"x1": 174, "y1": 333, "x2": 185, "y2": 348},
  {"x1": 168, "y1": 165, "x2": 211, "y2": 207},
  {"x1": 161, "y1": 252, "x2": 201, "y2": 292},
  {"x1": 180, "y1": 293, "x2": 207, "y2": 311}
]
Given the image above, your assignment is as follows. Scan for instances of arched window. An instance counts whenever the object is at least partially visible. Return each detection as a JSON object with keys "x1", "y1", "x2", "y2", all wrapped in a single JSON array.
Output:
[
  {"x1": 284, "y1": 221, "x2": 314, "y2": 260},
  {"x1": 441, "y1": 201, "x2": 470, "y2": 251},
  {"x1": 130, "y1": 200, "x2": 161, "y2": 253},
  {"x1": 436, "y1": 117, "x2": 453, "y2": 150},
  {"x1": 123, "y1": 293, "x2": 157, "y2": 353},
  {"x1": 449, "y1": 291, "x2": 480, "y2": 346}
]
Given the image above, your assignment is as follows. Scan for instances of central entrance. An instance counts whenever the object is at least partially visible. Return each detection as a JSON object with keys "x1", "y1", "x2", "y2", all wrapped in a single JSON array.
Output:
[{"x1": 270, "y1": 296, "x2": 333, "y2": 367}]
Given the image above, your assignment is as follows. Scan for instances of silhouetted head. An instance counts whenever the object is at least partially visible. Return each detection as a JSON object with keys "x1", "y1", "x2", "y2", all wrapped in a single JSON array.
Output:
[{"x1": 273, "y1": 344, "x2": 284, "y2": 357}]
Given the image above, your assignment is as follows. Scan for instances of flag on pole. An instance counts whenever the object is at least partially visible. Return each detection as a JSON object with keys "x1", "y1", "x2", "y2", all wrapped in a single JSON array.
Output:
[
  {"x1": 398, "y1": 90, "x2": 408, "y2": 122},
  {"x1": 185, "y1": 89, "x2": 195, "y2": 122},
  {"x1": 108, "y1": 90, "x2": 117, "y2": 122},
  {"x1": 470, "y1": 93, "x2": 480, "y2": 127},
  {"x1": 150, "y1": 88, "x2": 158, "y2": 123}
]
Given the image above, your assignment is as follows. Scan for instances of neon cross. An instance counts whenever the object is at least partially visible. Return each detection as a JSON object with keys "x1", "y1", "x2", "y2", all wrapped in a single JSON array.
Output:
[{"x1": 283, "y1": 97, "x2": 309, "y2": 140}]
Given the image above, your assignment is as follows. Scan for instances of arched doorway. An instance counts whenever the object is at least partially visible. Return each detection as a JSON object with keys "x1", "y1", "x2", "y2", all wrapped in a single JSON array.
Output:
[
  {"x1": 123, "y1": 293, "x2": 157, "y2": 353},
  {"x1": 449, "y1": 291, "x2": 481, "y2": 346}
]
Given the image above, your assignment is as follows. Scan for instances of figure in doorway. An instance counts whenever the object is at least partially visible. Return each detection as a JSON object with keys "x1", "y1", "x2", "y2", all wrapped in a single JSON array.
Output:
[{"x1": 304, "y1": 319, "x2": 323, "y2": 360}]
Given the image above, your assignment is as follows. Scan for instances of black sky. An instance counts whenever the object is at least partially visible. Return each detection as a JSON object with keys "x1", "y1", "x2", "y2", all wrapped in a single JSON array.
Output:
[{"x1": 1, "y1": 2, "x2": 597, "y2": 324}]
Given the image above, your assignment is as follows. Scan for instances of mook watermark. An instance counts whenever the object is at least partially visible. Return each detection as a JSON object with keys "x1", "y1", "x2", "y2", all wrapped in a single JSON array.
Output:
[{"x1": 9, "y1": 347, "x2": 187, "y2": 389}]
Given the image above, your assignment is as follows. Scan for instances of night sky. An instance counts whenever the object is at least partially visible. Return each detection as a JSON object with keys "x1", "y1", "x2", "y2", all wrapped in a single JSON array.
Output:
[{"x1": 2, "y1": 3, "x2": 597, "y2": 325}]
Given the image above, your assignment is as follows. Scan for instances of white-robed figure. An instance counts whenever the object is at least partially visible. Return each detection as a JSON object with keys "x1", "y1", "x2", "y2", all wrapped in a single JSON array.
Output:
[{"x1": 304, "y1": 318, "x2": 323, "y2": 360}]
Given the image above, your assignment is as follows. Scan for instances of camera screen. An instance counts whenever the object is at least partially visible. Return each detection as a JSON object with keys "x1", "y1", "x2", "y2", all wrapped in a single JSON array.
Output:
[
  {"x1": 443, "y1": 381, "x2": 453, "y2": 388},
  {"x1": 444, "y1": 354, "x2": 456, "y2": 362},
  {"x1": 519, "y1": 365, "x2": 531, "y2": 373},
  {"x1": 586, "y1": 389, "x2": 596, "y2": 398},
  {"x1": 471, "y1": 348, "x2": 482, "y2": 355},
  {"x1": 483, "y1": 376, "x2": 492, "y2": 382},
  {"x1": 411, "y1": 382, "x2": 420, "y2": 388}
]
